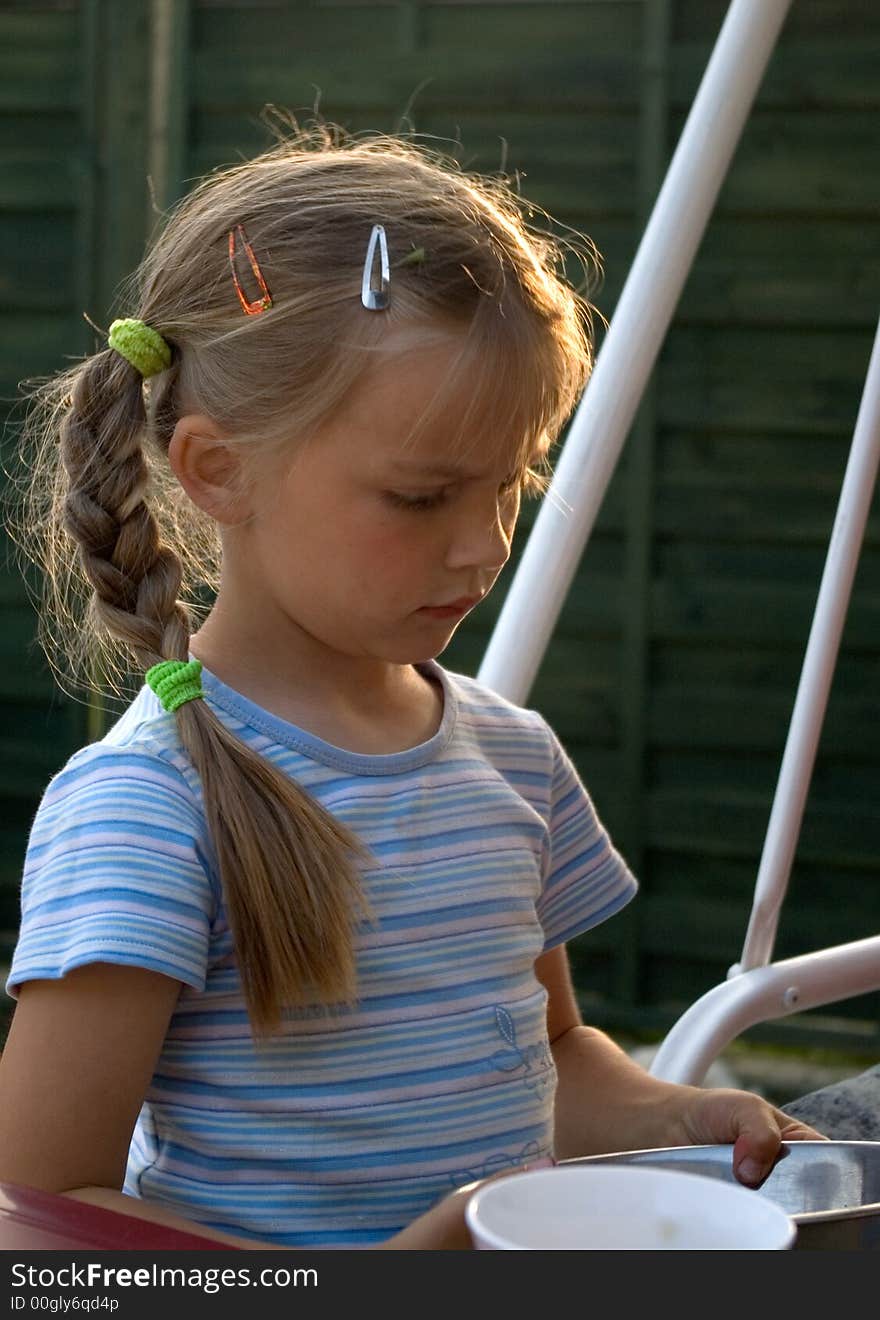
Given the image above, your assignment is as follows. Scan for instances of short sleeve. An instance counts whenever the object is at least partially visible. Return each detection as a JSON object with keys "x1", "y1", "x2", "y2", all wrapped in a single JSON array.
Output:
[
  {"x1": 536, "y1": 726, "x2": 638, "y2": 950},
  {"x1": 6, "y1": 743, "x2": 216, "y2": 998}
]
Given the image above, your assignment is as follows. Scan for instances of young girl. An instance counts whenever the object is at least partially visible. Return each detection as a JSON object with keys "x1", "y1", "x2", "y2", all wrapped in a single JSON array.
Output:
[{"x1": 0, "y1": 125, "x2": 822, "y2": 1250}]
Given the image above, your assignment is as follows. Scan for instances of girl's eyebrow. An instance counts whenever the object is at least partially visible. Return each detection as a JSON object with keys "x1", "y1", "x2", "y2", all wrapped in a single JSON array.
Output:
[
  {"x1": 388, "y1": 459, "x2": 481, "y2": 479},
  {"x1": 387, "y1": 454, "x2": 542, "y2": 484}
]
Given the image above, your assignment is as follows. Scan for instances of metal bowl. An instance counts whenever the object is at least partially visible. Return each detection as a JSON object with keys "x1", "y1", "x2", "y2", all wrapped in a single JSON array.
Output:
[{"x1": 567, "y1": 1141, "x2": 880, "y2": 1249}]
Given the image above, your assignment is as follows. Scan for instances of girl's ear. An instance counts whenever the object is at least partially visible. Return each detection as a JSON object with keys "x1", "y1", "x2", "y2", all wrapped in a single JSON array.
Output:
[{"x1": 168, "y1": 415, "x2": 251, "y2": 524}]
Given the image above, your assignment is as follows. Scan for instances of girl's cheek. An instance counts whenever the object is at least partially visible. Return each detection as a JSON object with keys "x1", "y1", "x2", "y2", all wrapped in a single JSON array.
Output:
[{"x1": 373, "y1": 515, "x2": 441, "y2": 552}]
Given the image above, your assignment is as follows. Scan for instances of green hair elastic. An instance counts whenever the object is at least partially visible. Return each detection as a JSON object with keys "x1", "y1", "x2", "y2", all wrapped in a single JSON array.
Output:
[
  {"x1": 145, "y1": 659, "x2": 205, "y2": 713},
  {"x1": 108, "y1": 318, "x2": 172, "y2": 378}
]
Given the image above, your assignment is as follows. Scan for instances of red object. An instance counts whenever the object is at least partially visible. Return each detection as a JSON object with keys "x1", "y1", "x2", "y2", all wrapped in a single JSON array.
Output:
[
  {"x1": 228, "y1": 224, "x2": 273, "y2": 316},
  {"x1": 0, "y1": 1182, "x2": 237, "y2": 1250}
]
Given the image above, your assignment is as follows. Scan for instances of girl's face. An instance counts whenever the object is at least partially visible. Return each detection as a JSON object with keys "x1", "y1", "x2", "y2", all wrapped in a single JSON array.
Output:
[{"x1": 227, "y1": 332, "x2": 536, "y2": 667}]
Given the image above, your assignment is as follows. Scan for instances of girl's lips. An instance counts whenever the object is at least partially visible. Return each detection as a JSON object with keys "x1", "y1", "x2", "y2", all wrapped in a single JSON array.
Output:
[{"x1": 418, "y1": 597, "x2": 481, "y2": 619}]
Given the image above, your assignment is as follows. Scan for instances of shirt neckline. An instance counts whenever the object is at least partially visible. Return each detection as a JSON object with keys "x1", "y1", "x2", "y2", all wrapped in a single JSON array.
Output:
[{"x1": 197, "y1": 657, "x2": 457, "y2": 776}]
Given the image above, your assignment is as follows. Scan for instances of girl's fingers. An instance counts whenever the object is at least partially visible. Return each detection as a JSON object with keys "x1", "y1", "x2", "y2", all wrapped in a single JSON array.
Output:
[
  {"x1": 732, "y1": 1106, "x2": 829, "y2": 1186},
  {"x1": 775, "y1": 1113, "x2": 829, "y2": 1142}
]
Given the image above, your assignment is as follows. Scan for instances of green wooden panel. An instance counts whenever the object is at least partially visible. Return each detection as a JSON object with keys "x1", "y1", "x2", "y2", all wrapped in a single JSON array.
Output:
[
  {"x1": 0, "y1": 823, "x2": 39, "y2": 927},
  {"x1": 652, "y1": 482, "x2": 879, "y2": 546},
  {"x1": 647, "y1": 789, "x2": 879, "y2": 869},
  {"x1": 647, "y1": 850, "x2": 766, "y2": 904},
  {"x1": 678, "y1": 217, "x2": 880, "y2": 328},
  {"x1": 639, "y1": 882, "x2": 880, "y2": 964},
  {"x1": 564, "y1": 943, "x2": 618, "y2": 1000},
  {"x1": 0, "y1": 10, "x2": 80, "y2": 112},
  {"x1": 0, "y1": 599, "x2": 60, "y2": 701},
  {"x1": 658, "y1": 327, "x2": 876, "y2": 433},
  {"x1": 655, "y1": 541, "x2": 880, "y2": 602},
  {"x1": 571, "y1": 216, "x2": 636, "y2": 311},
  {"x1": 675, "y1": 0, "x2": 880, "y2": 43},
  {"x1": 311, "y1": 0, "x2": 621, "y2": 5},
  {"x1": 0, "y1": 313, "x2": 84, "y2": 391},
  {"x1": 708, "y1": 111, "x2": 880, "y2": 216},
  {"x1": 193, "y1": 48, "x2": 639, "y2": 113},
  {"x1": 0, "y1": 0, "x2": 876, "y2": 1049},
  {"x1": 189, "y1": 108, "x2": 639, "y2": 218},
  {"x1": 635, "y1": 893, "x2": 878, "y2": 963},
  {"x1": 0, "y1": 715, "x2": 80, "y2": 801},
  {"x1": 423, "y1": 2, "x2": 642, "y2": 51},
  {"x1": 0, "y1": 158, "x2": 79, "y2": 210},
  {"x1": 89, "y1": 0, "x2": 153, "y2": 314},
  {"x1": 648, "y1": 683, "x2": 878, "y2": 757},
  {"x1": 658, "y1": 430, "x2": 876, "y2": 488},
  {"x1": 193, "y1": 0, "x2": 642, "y2": 61},
  {"x1": 0, "y1": 213, "x2": 78, "y2": 309},
  {"x1": 671, "y1": 41, "x2": 880, "y2": 111},
  {"x1": 417, "y1": 110, "x2": 638, "y2": 215},
  {"x1": 193, "y1": 38, "x2": 633, "y2": 104},
  {"x1": 649, "y1": 749, "x2": 880, "y2": 806},
  {"x1": 0, "y1": 565, "x2": 32, "y2": 606},
  {"x1": 650, "y1": 576, "x2": 879, "y2": 647},
  {"x1": 194, "y1": 2, "x2": 394, "y2": 50},
  {"x1": 0, "y1": 114, "x2": 80, "y2": 153},
  {"x1": 651, "y1": 640, "x2": 878, "y2": 698}
]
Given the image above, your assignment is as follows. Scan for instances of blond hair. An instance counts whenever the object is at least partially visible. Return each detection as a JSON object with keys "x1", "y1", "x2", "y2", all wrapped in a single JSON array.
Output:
[{"x1": 8, "y1": 122, "x2": 598, "y2": 1033}]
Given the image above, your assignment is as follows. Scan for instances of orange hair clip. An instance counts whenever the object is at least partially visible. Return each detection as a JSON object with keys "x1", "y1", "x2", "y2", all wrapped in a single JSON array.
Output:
[{"x1": 228, "y1": 224, "x2": 273, "y2": 315}]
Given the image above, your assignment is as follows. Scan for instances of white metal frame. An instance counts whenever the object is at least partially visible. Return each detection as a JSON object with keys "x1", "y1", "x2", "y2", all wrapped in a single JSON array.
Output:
[{"x1": 478, "y1": 0, "x2": 880, "y2": 1085}]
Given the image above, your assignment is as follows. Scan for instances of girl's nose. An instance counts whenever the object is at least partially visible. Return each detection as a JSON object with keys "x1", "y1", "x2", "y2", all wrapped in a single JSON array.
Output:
[{"x1": 444, "y1": 493, "x2": 517, "y2": 574}]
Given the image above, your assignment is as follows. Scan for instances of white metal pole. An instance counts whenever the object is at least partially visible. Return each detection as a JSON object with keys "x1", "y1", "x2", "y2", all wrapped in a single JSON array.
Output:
[
  {"x1": 478, "y1": 0, "x2": 795, "y2": 703},
  {"x1": 649, "y1": 936, "x2": 880, "y2": 1086},
  {"x1": 735, "y1": 315, "x2": 880, "y2": 973}
]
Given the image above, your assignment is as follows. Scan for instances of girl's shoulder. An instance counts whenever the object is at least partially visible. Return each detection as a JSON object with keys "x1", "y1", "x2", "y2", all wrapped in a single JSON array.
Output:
[
  {"x1": 436, "y1": 663, "x2": 553, "y2": 740},
  {"x1": 433, "y1": 663, "x2": 571, "y2": 788},
  {"x1": 100, "y1": 681, "x2": 189, "y2": 753},
  {"x1": 44, "y1": 684, "x2": 201, "y2": 806}
]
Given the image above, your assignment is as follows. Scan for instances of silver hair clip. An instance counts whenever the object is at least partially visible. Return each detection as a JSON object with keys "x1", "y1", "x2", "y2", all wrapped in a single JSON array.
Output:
[{"x1": 361, "y1": 224, "x2": 390, "y2": 310}]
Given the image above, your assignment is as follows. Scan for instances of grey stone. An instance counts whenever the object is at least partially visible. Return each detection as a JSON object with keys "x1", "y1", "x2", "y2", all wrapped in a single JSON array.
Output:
[{"x1": 781, "y1": 1064, "x2": 880, "y2": 1141}]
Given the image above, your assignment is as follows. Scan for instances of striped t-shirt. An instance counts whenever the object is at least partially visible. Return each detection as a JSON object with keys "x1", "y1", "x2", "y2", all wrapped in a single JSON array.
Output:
[{"x1": 8, "y1": 659, "x2": 637, "y2": 1246}]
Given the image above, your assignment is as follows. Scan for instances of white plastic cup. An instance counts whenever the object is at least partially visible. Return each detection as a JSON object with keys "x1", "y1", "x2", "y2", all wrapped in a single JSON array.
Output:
[{"x1": 465, "y1": 1164, "x2": 796, "y2": 1250}]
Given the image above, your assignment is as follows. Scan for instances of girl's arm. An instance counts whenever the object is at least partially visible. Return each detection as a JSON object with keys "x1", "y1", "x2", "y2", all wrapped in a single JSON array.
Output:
[
  {"x1": 0, "y1": 963, "x2": 483, "y2": 1250},
  {"x1": 536, "y1": 944, "x2": 825, "y2": 1185},
  {"x1": 0, "y1": 963, "x2": 256, "y2": 1244}
]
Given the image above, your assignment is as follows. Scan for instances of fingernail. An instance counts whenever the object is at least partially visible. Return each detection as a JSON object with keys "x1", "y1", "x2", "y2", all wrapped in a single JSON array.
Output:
[
  {"x1": 736, "y1": 1157, "x2": 765, "y2": 1186},
  {"x1": 522, "y1": 1156, "x2": 556, "y2": 1171}
]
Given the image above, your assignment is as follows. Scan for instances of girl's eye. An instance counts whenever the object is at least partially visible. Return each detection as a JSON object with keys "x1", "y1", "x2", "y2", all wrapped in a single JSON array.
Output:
[
  {"x1": 383, "y1": 470, "x2": 528, "y2": 513},
  {"x1": 384, "y1": 489, "x2": 450, "y2": 511}
]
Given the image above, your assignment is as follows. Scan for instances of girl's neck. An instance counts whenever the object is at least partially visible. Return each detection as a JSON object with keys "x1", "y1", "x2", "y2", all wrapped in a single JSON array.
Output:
[{"x1": 189, "y1": 617, "x2": 444, "y2": 756}]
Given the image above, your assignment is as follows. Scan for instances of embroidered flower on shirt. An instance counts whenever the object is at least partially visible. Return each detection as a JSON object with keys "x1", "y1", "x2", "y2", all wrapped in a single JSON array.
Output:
[
  {"x1": 488, "y1": 1005, "x2": 553, "y2": 1099},
  {"x1": 445, "y1": 1006, "x2": 555, "y2": 1190}
]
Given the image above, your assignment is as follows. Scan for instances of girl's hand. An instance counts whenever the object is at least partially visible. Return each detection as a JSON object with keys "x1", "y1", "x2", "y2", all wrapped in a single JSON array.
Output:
[{"x1": 672, "y1": 1086, "x2": 828, "y2": 1187}]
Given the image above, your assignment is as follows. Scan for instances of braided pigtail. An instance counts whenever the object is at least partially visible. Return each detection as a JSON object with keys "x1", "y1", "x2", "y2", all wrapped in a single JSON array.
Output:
[
  {"x1": 57, "y1": 349, "x2": 371, "y2": 1034},
  {"x1": 61, "y1": 350, "x2": 191, "y2": 665}
]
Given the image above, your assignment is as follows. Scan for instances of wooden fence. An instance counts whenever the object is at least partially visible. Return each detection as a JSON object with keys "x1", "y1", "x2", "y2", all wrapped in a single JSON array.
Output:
[{"x1": 1, "y1": 0, "x2": 877, "y2": 1049}]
